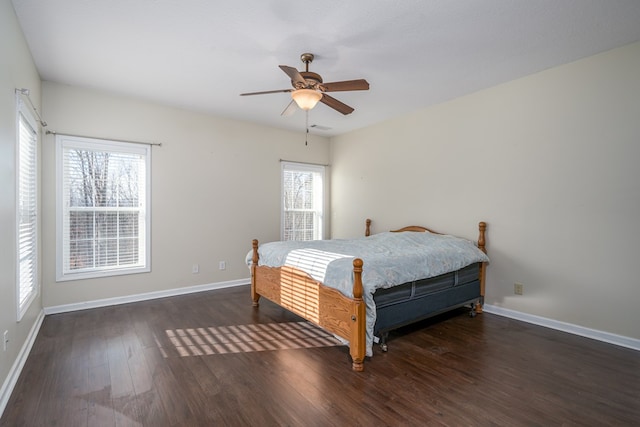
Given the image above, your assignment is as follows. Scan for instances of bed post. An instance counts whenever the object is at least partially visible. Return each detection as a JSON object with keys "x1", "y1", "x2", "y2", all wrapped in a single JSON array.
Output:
[
  {"x1": 365, "y1": 218, "x2": 372, "y2": 237},
  {"x1": 251, "y1": 239, "x2": 260, "y2": 307},
  {"x1": 476, "y1": 222, "x2": 487, "y2": 314},
  {"x1": 350, "y1": 258, "x2": 366, "y2": 371}
]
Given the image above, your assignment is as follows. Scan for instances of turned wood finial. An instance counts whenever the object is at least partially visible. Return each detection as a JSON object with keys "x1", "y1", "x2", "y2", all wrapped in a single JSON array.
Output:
[
  {"x1": 252, "y1": 239, "x2": 259, "y2": 264},
  {"x1": 365, "y1": 219, "x2": 371, "y2": 237},
  {"x1": 352, "y1": 258, "x2": 364, "y2": 299},
  {"x1": 478, "y1": 222, "x2": 486, "y2": 253}
]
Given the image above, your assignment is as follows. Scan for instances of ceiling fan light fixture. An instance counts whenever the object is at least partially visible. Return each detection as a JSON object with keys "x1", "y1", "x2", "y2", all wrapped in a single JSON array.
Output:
[{"x1": 291, "y1": 89, "x2": 322, "y2": 110}]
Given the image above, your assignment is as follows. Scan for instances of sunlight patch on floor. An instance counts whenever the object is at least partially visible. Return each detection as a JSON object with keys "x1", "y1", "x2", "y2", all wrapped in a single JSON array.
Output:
[{"x1": 161, "y1": 321, "x2": 342, "y2": 357}]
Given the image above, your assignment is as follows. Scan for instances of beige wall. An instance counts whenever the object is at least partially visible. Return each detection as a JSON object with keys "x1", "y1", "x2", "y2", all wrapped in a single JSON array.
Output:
[
  {"x1": 0, "y1": 0, "x2": 43, "y2": 396},
  {"x1": 330, "y1": 41, "x2": 640, "y2": 340},
  {"x1": 40, "y1": 82, "x2": 330, "y2": 307}
]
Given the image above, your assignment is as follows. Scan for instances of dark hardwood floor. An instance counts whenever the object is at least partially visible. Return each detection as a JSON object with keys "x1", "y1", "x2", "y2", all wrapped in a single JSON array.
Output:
[{"x1": 2, "y1": 285, "x2": 639, "y2": 426}]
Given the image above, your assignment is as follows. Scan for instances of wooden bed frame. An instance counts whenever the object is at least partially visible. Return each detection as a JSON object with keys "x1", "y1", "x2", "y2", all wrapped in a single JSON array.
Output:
[{"x1": 251, "y1": 220, "x2": 487, "y2": 371}]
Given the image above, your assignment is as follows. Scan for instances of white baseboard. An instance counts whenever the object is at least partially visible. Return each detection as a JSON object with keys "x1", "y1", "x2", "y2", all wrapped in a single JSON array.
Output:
[
  {"x1": 44, "y1": 278, "x2": 250, "y2": 315},
  {"x1": 0, "y1": 309, "x2": 45, "y2": 418},
  {"x1": 483, "y1": 304, "x2": 640, "y2": 352},
  {"x1": 44, "y1": 285, "x2": 640, "y2": 352}
]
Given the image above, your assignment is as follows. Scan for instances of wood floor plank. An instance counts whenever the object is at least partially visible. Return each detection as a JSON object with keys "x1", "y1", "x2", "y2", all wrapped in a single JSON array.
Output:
[
  {"x1": 2, "y1": 285, "x2": 639, "y2": 426},
  {"x1": 85, "y1": 362, "x2": 115, "y2": 426}
]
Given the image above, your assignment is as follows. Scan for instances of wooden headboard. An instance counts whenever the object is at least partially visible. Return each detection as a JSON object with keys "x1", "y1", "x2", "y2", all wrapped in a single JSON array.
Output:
[
  {"x1": 365, "y1": 218, "x2": 440, "y2": 236},
  {"x1": 364, "y1": 218, "x2": 486, "y2": 255}
]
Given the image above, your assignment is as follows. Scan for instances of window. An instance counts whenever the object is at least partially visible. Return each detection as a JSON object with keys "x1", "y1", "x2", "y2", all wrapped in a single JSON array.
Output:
[
  {"x1": 56, "y1": 135, "x2": 151, "y2": 281},
  {"x1": 281, "y1": 162, "x2": 325, "y2": 241},
  {"x1": 16, "y1": 98, "x2": 38, "y2": 320}
]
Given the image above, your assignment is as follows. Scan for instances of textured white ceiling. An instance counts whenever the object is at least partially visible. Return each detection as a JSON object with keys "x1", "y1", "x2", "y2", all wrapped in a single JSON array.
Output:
[{"x1": 11, "y1": 0, "x2": 640, "y2": 136}]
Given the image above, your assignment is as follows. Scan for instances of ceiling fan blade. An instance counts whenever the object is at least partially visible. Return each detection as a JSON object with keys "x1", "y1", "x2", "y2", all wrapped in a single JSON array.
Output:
[
  {"x1": 281, "y1": 100, "x2": 297, "y2": 116},
  {"x1": 240, "y1": 89, "x2": 292, "y2": 96},
  {"x1": 320, "y1": 94, "x2": 355, "y2": 115},
  {"x1": 279, "y1": 65, "x2": 307, "y2": 87},
  {"x1": 321, "y1": 79, "x2": 369, "y2": 92}
]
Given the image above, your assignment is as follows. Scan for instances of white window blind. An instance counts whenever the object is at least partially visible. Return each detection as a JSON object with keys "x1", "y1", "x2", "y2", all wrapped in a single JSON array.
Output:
[
  {"x1": 17, "y1": 104, "x2": 38, "y2": 319},
  {"x1": 56, "y1": 135, "x2": 151, "y2": 281},
  {"x1": 281, "y1": 162, "x2": 325, "y2": 241}
]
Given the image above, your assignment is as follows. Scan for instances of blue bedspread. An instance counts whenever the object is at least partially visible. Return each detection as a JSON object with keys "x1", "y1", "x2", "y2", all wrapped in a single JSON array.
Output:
[{"x1": 247, "y1": 231, "x2": 489, "y2": 356}]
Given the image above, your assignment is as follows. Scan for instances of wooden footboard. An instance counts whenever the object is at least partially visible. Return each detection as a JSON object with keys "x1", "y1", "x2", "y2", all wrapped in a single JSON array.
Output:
[{"x1": 251, "y1": 240, "x2": 366, "y2": 371}]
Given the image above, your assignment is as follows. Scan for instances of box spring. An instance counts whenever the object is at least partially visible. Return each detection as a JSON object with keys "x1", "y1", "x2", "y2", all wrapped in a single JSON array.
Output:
[{"x1": 373, "y1": 262, "x2": 481, "y2": 336}]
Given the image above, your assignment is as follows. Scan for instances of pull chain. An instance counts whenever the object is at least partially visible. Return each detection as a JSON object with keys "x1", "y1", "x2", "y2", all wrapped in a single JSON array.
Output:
[{"x1": 305, "y1": 110, "x2": 309, "y2": 146}]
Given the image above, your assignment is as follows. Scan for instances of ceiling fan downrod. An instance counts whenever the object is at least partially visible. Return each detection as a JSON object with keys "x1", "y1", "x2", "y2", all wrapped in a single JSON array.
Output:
[{"x1": 300, "y1": 53, "x2": 314, "y2": 72}]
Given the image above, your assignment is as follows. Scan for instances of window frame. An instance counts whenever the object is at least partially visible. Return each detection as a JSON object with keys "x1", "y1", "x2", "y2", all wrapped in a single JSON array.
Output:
[
  {"x1": 16, "y1": 96, "x2": 39, "y2": 320},
  {"x1": 280, "y1": 161, "x2": 326, "y2": 241},
  {"x1": 55, "y1": 135, "x2": 151, "y2": 281}
]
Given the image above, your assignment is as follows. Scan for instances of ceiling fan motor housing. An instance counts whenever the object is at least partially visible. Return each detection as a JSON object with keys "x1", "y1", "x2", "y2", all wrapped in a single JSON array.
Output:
[{"x1": 298, "y1": 71, "x2": 323, "y2": 89}]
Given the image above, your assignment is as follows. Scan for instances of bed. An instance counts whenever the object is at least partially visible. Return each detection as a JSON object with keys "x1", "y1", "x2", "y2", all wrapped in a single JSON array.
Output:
[{"x1": 249, "y1": 219, "x2": 488, "y2": 371}]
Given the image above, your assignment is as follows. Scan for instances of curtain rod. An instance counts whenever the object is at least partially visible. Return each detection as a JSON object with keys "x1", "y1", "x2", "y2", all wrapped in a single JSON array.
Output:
[
  {"x1": 45, "y1": 130, "x2": 162, "y2": 147},
  {"x1": 280, "y1": 159, "x2": 329, "y2": 167},
  {"x1": 15, "y1": 88, "x2": 48, "y2": 128}
]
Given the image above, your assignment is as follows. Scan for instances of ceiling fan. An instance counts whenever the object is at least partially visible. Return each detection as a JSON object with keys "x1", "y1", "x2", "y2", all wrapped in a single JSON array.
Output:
[{"x1": 240, "y1": 53, "x2": 369, "y2": 116}]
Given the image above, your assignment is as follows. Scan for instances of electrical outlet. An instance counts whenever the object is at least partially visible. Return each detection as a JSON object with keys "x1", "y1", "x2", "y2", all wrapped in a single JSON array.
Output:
[
  {"x1": 3, "y1": 331, "x2": 8, "y2": 351},
  {"x1": 192, "y1": 264, "x2": 199, "y2": 274},
  {"x1": 514, "y1": 283, "x2": 524, "y2": 295},
  {"x1": 219, "y1": 261, "x2": 226, "y2": 270}
]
